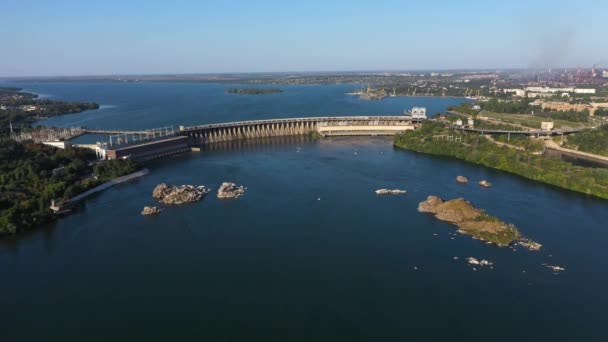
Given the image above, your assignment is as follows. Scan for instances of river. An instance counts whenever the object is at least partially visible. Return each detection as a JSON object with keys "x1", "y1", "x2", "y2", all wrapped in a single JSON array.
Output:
[{"x1": 1, "y1": 82, "x2": 607, "y2": 341}]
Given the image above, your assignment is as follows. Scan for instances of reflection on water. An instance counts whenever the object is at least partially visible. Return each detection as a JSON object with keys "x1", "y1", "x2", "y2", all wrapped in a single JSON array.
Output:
[{"x1": 201, "y1": 135, "x2": 316, "y2": 153}]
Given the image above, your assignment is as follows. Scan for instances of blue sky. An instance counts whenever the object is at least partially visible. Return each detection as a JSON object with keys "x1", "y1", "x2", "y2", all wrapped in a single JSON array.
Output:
[{"x1": 1, "y1": 0, "x2": 607, "y2": 76}]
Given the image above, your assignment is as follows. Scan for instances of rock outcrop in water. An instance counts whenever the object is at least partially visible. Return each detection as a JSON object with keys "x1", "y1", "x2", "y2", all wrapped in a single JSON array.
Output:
[
  {"x1": 141, "y1": 206, "x2": 162, "y2": 215},
  {"x1": 467, "y1": 257, "x2": 493, "y2": 266},
  {"x1": 418, "y1": 195, "x2": 521, "y2": 246},
  {"x1": 456, "y1": 176, "x2": 469, "y2": 183},
  {"x1": 152, "y1": 183, "x2": 210, "y2": 205},
  {"x1": 478, "y1": 180, "x2": 492, "y2": 188},
  {"x1": 517, "y1": 238, "x2": 542, "y2": 251},
  {"x1": 375, "y1": 189, "x2": 407, "y2": 195},
  {"x1": 217, "y1": 182, "x2": 246, "y2": 199}
]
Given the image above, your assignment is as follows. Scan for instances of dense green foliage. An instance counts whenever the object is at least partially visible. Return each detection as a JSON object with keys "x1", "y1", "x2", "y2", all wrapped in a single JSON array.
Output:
[
  {"x1": 474, "y1": 120, "x2": 523, "y2": 131},
  {"x1": 537, "y1": 110, "x2": 589, "y2": 123},
  {"x1": 394, "y1": 122, "x2": 608, "y2": 199},
  {"x1": 594, "y1": 108, "x2": 608, "y2": 117},
  {"x1": 493, "y1": 134, "x2": 544, "y2": 152},
  {"x1": 480, "y1": 98, "x2": 532, "y2": 114},
  {"x1": 447, "y1": 103, "x2": 477, "y2": 116},
  {"x1": 566, "y1": 125, "x2": 608, "y2": 156},
  {"x1": 0, "y1": 141, "x2": 143, "y2": 236},
  {"x1": 94, "y1": 159, "x2": 141, "y2": 181},
  {"x1": 0, "y1": 141, "x2": 97, "y2": 235},
  {"x1": 226, "y1": 88, "x2": 283, "y2": 95}
]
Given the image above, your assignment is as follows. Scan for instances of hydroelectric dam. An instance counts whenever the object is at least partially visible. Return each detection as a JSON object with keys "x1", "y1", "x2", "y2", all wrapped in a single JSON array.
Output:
[
  {"x1": 94, "y1": 116, "x2": 419, "y2": 160},
  {"x1": 179, "y1": 116, "x2": 417, "y2": 143}
]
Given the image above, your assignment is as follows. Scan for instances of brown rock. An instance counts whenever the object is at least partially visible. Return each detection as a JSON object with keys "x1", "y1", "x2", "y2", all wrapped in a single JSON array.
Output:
[
  {"x1": 141, "y1": 206, "x2": 162, "y2": 215},
  {"x1": 417, "y1": 195, "x2": 520, "y2": 246},
  {"x1": 478, "y1": 180, "x2": 492, "y2": 187},
  {"x1": 152, "y1": 183, "x2": 210, "y2": 205},
  {"x1": 417, "y1": 195, "x2": 444, "y2": 213},
  {"x1": 152, "y1": 183, "x2": 171, "y2": 199},
  {"x1": 217, "y1": 182, "x2": 246, "y2": 199},
  {"x1": 456, "y1": 176, "x2": 469, "y2": 183}
]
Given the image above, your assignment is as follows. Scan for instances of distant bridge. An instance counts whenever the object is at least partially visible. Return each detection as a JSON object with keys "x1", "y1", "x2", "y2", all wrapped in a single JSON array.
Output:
[
  {"x1": 458, "y1": 127, "x2": 585, "y2": 137},
  {"x1": 179, "y1": 116, "x2": 419, "y2": 143}
]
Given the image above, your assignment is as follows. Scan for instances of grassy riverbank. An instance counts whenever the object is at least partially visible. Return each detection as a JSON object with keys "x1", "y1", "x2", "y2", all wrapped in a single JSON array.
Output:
[{"x1": 394, "y1": 122, "x2": 608, "y2": 199}]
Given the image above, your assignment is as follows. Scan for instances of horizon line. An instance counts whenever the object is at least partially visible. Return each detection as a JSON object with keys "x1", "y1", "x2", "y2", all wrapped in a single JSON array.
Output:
[{"x1": 0, "y1": 66, "x2": 589, "y2": 80}]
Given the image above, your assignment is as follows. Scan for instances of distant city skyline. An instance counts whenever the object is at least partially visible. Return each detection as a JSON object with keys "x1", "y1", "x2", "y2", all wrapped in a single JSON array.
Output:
[{"x1": 1, "y1": 0, "x2": 607, "y2": 77}]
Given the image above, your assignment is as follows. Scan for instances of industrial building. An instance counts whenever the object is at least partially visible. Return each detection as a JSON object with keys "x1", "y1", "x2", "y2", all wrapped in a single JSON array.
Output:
[{"x1": 104, "y1": 136, "x2": 191, "y2": 161}]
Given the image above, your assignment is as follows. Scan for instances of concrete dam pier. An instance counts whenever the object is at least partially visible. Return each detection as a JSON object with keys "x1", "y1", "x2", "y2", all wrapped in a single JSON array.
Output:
[
  {"x1": 179, "y1": 116, "x2": 417, "y2": 144},
  {"x1": 83, "y1": 116, "x2": 419, "y2": 161}
]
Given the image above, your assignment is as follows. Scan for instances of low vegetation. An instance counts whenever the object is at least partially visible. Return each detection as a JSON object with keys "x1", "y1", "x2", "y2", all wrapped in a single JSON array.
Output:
[
  {"x1": 394, "y1": 122, "x2": 608, "y2": 199},
  {"x1": 418, "y1": 195, "x2": 521, "y2": 246},
  {"x1": 565, "y1": 125, "x2": 608, "y2": 156}
]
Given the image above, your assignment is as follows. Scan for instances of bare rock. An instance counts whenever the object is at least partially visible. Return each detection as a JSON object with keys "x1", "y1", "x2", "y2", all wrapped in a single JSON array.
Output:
[
  {"x1": 153, "y1": 183, "x2": 210, "y2": 205},
  {"x1": 456, "y1": 176, "x2": 469, "y2": 183},
  {"x1": 375, "y1": 189, "x2": 407, "y2": 195},
  {"x1": 417, "y1": 195, "x2": 445, "y2": 213},
  {"x1": 544, "y1": 264, "x2": 565, "y2": 272},
  {"x1": 152, "y1": 183, "x2": 171, "y2": 199},
  {"x1": 467, "y1": 257, "x2": 493, "y2": 266},
  {"x1": 517, "y1": 239, "x2": 542, "y2": 251},
  {"x1": 141, "y1": 206, "x2": 162, "y2": 215},
  {"x1": 478, "y1": 180, "x2": 492, "y2": 188},
  {"x1": 217, "y1": 182, "x2": 246, "y2": 199}
]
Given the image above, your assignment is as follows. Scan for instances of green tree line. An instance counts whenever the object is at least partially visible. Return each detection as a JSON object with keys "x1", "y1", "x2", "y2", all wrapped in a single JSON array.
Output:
[{"x1": 394, "y1": 122, "x2": 608, "y2": 199}]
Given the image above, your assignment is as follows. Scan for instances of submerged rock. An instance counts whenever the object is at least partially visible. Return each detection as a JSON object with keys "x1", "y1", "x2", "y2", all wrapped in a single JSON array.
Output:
[
  {"x1": 375, "y1": 189, "x2": 407, "y2": 195},
  {"x1": 141, "y1": 206, "x2": 162, "y2": 215},
  {"x1": 152, "y1": 183, "x2": 210, "y2": 205},
  {"x1": 544, "y1": 264, "x2": 565, "y2": 272},
  {"x1": 418, "y1": 195, "x2": 520, "y2": 246},
  {"x1": 456, "y1": 176, "x2": 469, "y2": 183},
  {"x1": 478, "y1": 180, "x2": 492, "y2": 188},
  {"x1": 217, "y1": 182, "x2": 246, "y2": 199},
  {"x1": 467, "y1": 257, "x2": 493, "y2": 266}
]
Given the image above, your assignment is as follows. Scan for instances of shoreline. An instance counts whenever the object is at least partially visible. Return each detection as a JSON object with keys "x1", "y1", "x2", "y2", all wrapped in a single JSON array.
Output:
[
  {"x1": 393, "y1": 129, "x2": 608, "y2": 200},
  {"x1": 395, "y1": 144, "x2": 608, "y2": 201},
  {"x1": 545, "y1": 140, "x2": 608, "y2": 166},
  {"x1": 68, "y1": 168, "x2": 150, "y2": 203},
  {"x1": 348, "y1": 93, "x2": 470, "y2": 100}
]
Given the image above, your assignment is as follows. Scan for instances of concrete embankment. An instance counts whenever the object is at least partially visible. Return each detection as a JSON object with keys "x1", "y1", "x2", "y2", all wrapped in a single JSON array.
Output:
[
  {"x1": 69, "y1": 168, "x2": 150, "y2": 203},
  {"x1": 545, "y1": 140, "x2": 608, "y2": 166}
]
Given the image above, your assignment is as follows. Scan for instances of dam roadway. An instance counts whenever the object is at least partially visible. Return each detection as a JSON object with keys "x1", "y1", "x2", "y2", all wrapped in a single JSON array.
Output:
[
  {"x1": 92, "y1": 116, "x2": 599, "y2": 161},
  {"x1": 179, "y1": 116, "x2": 418, "y2": 143}
]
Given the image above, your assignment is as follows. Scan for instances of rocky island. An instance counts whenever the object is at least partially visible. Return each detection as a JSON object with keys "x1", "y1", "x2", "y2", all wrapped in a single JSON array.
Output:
[
  {"x1": 456, "y1": 176, "x2": 469, "y2": 183},
  {"x1": 478, "y1": 180, "x2": 492, "y2": 188},
  {"x1": 217, "y1": 182, "x2": 246, "y2": 199},
  {"x1": 418, "y1": 195, "x2": 521, "y2": 246},
  {"x1": 141, "y1": 206, "x2": 162, "y2": 215},
  {"x1": 153, "y1": 183, "x2": 210, "y2": 204}
]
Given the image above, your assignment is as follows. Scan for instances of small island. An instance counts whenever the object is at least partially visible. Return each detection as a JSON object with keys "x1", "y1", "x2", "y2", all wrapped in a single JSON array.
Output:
[
  {"x1": 418, "y1": 195, "x2": 521, "y2": 246},
  {"x1": 226, "y1": 88, "x2": 283, "y2": 95},
  {"x1": 152, "y1": 183, "x2": 210, "y2": 205}
]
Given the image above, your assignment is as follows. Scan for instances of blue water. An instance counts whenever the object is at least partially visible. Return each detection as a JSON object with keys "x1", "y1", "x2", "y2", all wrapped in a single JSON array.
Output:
[{"x1": 1, "y1": 82, "x2": 607, "y2": 341}]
